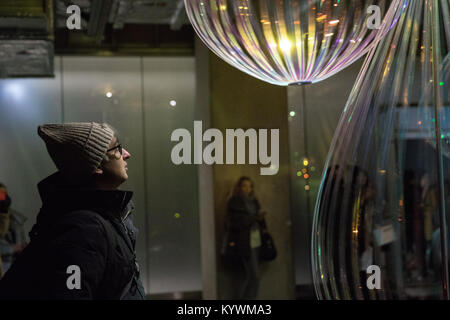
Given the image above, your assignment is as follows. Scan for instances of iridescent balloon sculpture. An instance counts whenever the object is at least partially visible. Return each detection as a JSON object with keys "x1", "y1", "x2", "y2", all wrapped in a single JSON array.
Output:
[
  {"x1": 312, "y1": 0, "x2": 450, "y2": 299},
  {"x1": 185, "y1": 0, "x2": 405, "y2": 86}
]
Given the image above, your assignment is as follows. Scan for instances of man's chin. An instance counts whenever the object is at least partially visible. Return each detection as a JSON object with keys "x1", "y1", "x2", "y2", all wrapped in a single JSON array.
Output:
[{"x1": 115, "y1": 174, "x2": 128, "y2": 187}]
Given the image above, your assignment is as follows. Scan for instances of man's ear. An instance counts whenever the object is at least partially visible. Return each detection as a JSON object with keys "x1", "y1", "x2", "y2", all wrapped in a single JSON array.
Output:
[{"x1": 94, "y1": 168, "x2": 103, "y2": 175}]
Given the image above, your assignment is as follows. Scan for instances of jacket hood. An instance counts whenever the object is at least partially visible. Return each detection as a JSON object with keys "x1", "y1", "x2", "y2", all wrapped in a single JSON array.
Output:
[{"x1": 37, "y1": 171, "x2": 134, "y2": 224}]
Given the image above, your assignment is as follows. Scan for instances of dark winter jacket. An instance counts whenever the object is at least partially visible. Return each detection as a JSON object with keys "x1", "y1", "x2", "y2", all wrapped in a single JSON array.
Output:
[
  {"x1": 0, "y1": 172, "x2": 146, "y2": 300},
  {"x1": 225, "y1": 195, "x2": 262, "y2": 258}
]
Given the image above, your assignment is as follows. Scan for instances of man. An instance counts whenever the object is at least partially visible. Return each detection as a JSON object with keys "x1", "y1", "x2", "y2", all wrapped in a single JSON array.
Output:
[{"x1": 0, "y1": 122, "x2": 146, "y2": 299}]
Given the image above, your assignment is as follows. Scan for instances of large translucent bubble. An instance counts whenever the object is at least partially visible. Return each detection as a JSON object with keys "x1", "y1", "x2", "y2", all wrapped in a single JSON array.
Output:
[
  {"x1": 185, "y1": 0, "x2": 406, "y2": 86},
  {"x1": 312, "y1": 0, "x2": 450, "y2": 300}
]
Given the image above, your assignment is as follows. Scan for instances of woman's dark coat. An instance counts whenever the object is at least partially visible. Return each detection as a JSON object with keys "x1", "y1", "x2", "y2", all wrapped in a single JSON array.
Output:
[{"x1": 225, "y1": 195, "x2": 262, "y2": 258}]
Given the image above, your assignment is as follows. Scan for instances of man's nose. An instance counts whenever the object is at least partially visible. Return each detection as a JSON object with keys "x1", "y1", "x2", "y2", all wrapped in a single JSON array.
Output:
[{"x1": 123, "y1": 148, "x2": 131, "y2": 159}]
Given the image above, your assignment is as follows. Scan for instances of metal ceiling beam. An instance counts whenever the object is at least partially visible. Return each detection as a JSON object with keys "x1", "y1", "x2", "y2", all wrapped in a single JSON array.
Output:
[
  {"x1": 111, "y1": 0, "x2": 134, "y2": 30},
  {"x1": 45, "y1": 0, "x2": 54, "y2": 41},
  {"x1": 87, "y1": 0, "x2": 113, "y2": 44},
  {"x1": 0, "y1": 0, "x2": 55, "y2": 78},
  {"x1": 0, "y1": 0, "x2": 46, "y2": 17},
  {"x1": 170, "y1": 0, "x2": 185, "y2": 31},
  {"x1": 55, "y1": 46, "x2": 193, "y2": 56}
]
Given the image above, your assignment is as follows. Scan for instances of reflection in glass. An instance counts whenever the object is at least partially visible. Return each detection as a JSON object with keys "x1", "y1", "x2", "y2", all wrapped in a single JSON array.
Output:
[
  {"x1": 312, "y1": 0, "x2": 450, "y2": 299},
  {"x1": 185, "y1": 0, "x2": 405, "y2": 86}
]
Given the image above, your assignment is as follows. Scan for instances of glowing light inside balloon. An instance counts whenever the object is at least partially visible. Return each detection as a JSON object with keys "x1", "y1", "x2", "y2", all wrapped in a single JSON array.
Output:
[
  {"x1": 279, "y1": 39, "x2": 292, "y2": 52},
  {"x1": 185, "y1": 0, "x2": 406, "y2": 86}
]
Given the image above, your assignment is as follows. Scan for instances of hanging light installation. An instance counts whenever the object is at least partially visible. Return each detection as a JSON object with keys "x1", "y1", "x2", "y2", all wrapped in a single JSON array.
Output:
[
  {"x1": 312, "y1": 0, "x2": 449, "y2": 300},
  {"x1": 185, "y1": 0, "x2": 405, "y2": 86}
]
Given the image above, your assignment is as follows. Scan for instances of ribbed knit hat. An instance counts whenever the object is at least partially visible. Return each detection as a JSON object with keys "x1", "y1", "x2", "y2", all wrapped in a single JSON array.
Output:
[{"x1": 38, "y1": 122, "x2": 115, "y2": 179}]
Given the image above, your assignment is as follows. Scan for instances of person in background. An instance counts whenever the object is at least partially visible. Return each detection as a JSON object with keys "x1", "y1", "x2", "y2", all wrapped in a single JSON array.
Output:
[
  {"x1": 0, "y1": 184, "x2": 27, "y2": 274},
  {"x1": 0, "y1": 184, "x2": 11, "y2": 279},
  {"x1": 420, "y1": 173, "x2": 439, "y2": 278},
  {"x1": 409, "y1": 171, "x2": 426, "y2": 281},
  {"x1": 0, "y1": 122, "x2": 145, "y2": 300},
  {"x1": 226, "y1": 176, "x2": 266, "y2": 300},
  {"x1": 430, "y1": 180, "x2": 450, "y2": 280},
  {"x1": 404, "y1": 170, "x2": 419, "y2": 256}
]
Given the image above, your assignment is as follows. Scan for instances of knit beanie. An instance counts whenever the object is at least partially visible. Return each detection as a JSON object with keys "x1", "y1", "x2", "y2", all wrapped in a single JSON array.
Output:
[{"x1": 37, "y1": 122, "x2": 115, "y2": 180}]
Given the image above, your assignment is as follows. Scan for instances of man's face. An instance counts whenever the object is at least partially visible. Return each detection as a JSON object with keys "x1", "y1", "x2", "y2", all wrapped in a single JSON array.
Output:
[{"x1": 98, "y1": 136, "x2": 131, "y2": 188}]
